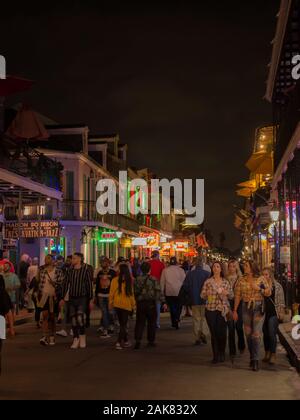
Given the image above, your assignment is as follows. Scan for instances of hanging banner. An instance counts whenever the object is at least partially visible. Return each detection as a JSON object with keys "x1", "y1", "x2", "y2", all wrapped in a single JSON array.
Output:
[{"x1": 4, "y1": 221, "x2": 60, "y2": 239}]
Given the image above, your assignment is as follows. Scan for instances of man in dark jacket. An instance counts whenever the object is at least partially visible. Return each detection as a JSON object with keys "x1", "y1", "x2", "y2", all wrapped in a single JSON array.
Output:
[{"x1": 182, "y1": 257, "x2": 210, "y2": 345}]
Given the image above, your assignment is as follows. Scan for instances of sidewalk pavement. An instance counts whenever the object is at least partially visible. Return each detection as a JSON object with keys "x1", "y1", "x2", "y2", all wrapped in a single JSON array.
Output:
[
  {"x1": 14, "y1": 309, "x2": 33, "y2": 326},
  {"x1": 279, "y1": 322, "x2": 300, "y2": 372}
]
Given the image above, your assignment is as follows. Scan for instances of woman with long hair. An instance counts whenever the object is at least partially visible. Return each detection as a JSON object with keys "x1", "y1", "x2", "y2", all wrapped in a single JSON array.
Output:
[
  {"x1": 261, "y1": 267, "x2": 285, "y2": 365},
  {"x1": 109, "y1": 264, "x2": 136, "y2": 350},
  {"x1": 201, "y1": 262, "x2": 233, "y2": 364},
  {"x1": 234, "y1": 260, "x2": 271, "y2": 372}
]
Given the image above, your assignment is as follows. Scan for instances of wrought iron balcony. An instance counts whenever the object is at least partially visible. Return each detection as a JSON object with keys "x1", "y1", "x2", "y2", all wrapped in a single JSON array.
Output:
[{"x1": 0, "y1": 137, "x2": 63, "y2": 190}]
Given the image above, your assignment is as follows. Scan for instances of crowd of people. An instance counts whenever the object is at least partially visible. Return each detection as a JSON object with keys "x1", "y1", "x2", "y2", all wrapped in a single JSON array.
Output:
[{"x1": 0, "y1": 250, "x2": 286, "y2": 372}]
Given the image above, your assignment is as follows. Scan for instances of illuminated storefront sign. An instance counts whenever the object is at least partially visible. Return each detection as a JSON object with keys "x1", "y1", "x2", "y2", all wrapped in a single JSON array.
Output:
[
  {"x1": 5, "y1": 221, "x2": 60, "y2": 239},
  {"x1": 132, "y1": 237, "x2": 147, "y2": 246},
  {"x1": 120, "y1": 238, "x2": 132, "y2": 248},
  {"x1": 97, "y1": 231, "x2": 118, "y2": 243},
  {"x1": 173, "y1": 242, "x2": 188, "y2": 251}
]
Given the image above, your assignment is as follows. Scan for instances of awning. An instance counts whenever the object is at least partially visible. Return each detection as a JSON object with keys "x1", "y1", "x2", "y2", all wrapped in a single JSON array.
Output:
[
  {"x1": 236, "y1": 188, "x2": 253, "y2": 198},
  {"x1": 246, "y1": 152, "x2": 273, "y2": 175},
  {"x1": 237, "y1": 179, "x2": 257, "y2": 189}
]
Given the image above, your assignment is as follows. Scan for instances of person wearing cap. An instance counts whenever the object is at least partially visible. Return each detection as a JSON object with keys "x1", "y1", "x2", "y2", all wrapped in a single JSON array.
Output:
[
  {"x1": 149, "y1": 251, "x2": 165, "y2": 329},
  {"x1": 161, "y1": 257, "x2": 186, "y2": 329}
]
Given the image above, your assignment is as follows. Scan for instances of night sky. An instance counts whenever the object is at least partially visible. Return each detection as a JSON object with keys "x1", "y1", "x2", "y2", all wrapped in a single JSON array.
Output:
[{"x1": 1, "y1": 1, "x2": 280, "y2": 251}]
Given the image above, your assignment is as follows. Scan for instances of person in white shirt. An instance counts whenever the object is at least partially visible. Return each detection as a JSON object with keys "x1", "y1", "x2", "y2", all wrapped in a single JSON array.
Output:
[{"x1": 161, "y1": 257, "x2": 186, "y2": 329}]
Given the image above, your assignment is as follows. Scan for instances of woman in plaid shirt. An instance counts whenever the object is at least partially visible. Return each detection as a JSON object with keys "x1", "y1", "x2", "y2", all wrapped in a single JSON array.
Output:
[
  {"x1": 201, "y1": 262, "x2": 233, "y2": 364},
  {"x1": 233, "y1": 260, "x2": 271, "y2": 372}
]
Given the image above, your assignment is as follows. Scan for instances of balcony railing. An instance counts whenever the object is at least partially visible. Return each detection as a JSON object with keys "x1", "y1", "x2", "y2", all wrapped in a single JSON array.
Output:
[
  {"x1": 4, "y1": 200, "x2": 168, "y2": 234},
  {"x1": 0, "y1": 137, "x2": 63, "y2": 190},
  {"x1": 62, "y1": 200, "x2": 141, "y2": 233}
]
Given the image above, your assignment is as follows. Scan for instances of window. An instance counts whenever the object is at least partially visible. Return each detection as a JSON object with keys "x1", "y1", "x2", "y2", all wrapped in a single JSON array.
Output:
[{"x1": 66, "y1": 171, "x2": 74, "y2": 200}]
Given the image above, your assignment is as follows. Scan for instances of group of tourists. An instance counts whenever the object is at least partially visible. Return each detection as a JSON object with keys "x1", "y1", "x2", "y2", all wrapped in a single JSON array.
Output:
[
  {"x1": 0, "y1": 250, "x2": 286, "y2": 372},
  {"x1": 182, "y1": 258, "x2": 285, "y2": 371}
]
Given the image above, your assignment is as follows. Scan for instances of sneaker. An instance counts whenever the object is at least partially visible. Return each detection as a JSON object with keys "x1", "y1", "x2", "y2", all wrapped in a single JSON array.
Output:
[
  {"x1": 69, "y1": 329, "x2": 74, "y2": 337},
  {"x1": 123, "y1": 341, "x2": 132, "y2": 348},
  {"x1": 115, "y1": 342, "x2": 123, "y2": 350},
  {"x1": 40, "y1": 336, "x2": 49, "y2": 346},
  {"x1": 71, "y1": 338, "x2": 80, "y2": 349},
  {"x1": 56, "y1": 329, "x2": 68, "y2": 338},
  {"x1": 49, "y1": 336, "x2": 56, "y2": 346},
  {"x1": 100, "y1": 332, "x2": 111, "y2": 339},
  {"x1": 97, "y1": 326, "x2": 104, "y2": 333}
]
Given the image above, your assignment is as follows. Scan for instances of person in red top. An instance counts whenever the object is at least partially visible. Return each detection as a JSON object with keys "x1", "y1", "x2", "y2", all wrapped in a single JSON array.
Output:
[{"x1": 149, "y1": 251, "x2": 165, "y2": 329}]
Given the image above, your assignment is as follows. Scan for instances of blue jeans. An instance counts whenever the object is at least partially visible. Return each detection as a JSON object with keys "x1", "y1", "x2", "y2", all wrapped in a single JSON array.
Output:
[
  {"x1": 166, "y1": 296, "x2": 181, "y2": 328},
  {"x1": 99, "y1": 297, "x2": 110, "y2": 330},
  {"x1": 156, "y1": 302, "x2": 161, "y2": 328},
  {"x1": 243, "y1": 302, "x2": 265, "y2": 361},
  {"x1": 69, "y1": 297, "x2": 86, "y2": 338},
  {"x1": 263, "y1": 315, "x2": 279, "y2": 354},
  {"x1": 228, "y1": 301, "x2": 246, "y2": 355}
]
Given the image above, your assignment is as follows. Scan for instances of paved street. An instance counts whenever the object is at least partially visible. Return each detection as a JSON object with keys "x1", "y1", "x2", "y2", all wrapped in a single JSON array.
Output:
[{"x1": 1, "y1": 315, "x2": 300, "y2": 400}]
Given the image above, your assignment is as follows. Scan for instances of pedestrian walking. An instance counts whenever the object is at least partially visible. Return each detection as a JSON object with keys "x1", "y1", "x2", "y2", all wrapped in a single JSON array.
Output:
[
  {"x1": 26, "y1": 257, "x2": 39, "y2": 313},
  {"x1": 18, "y1": 254, "x2": 30, "y2": 309},
  {"x1": 62, "y1": 253, "x2": 93, "y2": 349},
  {"x1": 109, "y1": 264, "x2": 136, "y2": 350},
  {"x1": 134, "y1": 262, "x2": 165, "y2": 349},
  {"x1": 161, "y1": 257, "x2": 186, "y2": 330},
  {"x1": 0, "y1": 275, "x2": 12, "y2": 374},
  {"x1": 226, "y1": 259, "x2": 245, "y2": 357},
  {"x1": 149, "y1": 251, "x2": 165, "y2": 329},
  {"x1": 2, "y1": 261, "x2": 20, "y2": 337},
  {"x1": 95, "y1": 257, "x2": 116, "y2": 338},
  {"x1": 37, "y1": 255, "x2": 64, "y2": 346},
  {"x1": 181, "y1": 256, "x2": 210, "y2": 345},
  {"x1": 201, "y1": 262, "x2": 233, "y2": 364},
  {"x1": 233, "y1": 260, "x2": 271, "y2": 372},
  {"x1": 262, "y1": 267, "x2": 285, "y2": 365}
]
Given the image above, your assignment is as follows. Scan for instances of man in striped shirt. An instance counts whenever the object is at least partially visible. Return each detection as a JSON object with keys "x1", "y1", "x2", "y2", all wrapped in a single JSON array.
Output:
[{"x1": 62, "y1": 253, "x2": 93, "y2": 349}]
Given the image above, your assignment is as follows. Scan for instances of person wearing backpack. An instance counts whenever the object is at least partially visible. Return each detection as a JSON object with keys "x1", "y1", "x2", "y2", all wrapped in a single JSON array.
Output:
[{"x1": 134, "y1": 262, "x2": 165, "y2": 350}]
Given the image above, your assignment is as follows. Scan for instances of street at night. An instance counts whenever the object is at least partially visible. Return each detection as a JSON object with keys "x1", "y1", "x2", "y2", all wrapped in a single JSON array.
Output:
[{"x1": 1, "y1": 316, "x2": 300, "y2": 400}]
